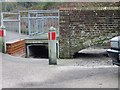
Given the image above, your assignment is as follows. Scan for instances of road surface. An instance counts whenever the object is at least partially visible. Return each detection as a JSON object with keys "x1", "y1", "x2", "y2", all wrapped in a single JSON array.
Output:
[{"x1": 2, "y1": 53, "x2": 119, "y2": 88}]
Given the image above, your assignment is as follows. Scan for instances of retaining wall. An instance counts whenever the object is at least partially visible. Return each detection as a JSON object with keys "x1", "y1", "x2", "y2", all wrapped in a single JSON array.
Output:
[{"x1": 59, "y1": 8, "x2": 119, "y2": 58}]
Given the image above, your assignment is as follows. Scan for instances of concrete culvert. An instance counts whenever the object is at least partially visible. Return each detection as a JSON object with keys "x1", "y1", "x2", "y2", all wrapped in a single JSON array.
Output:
[{"x1": 27, "y1": 44, "x2": 48, "y2": 58}]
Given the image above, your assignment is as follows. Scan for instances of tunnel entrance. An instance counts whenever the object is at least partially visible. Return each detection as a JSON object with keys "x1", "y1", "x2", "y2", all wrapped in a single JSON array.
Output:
[
  {"x1": 26, "y1": 44, "x2": 48, "y2": 58},
  {"x1": 73, "y1": 48, "x2": 108, "y2": 58},
  {"x1": 73, "y1": 52, "x2": 105, "y2": 58}
]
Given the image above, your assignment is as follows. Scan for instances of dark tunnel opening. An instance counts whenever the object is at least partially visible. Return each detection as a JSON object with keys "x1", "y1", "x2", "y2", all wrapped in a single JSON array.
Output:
[
  {"x1": 29, "y1": 45, "x2": 48, "y2": 58},
  {"x1": 73, "y1": 50, "x2": 108, "y2": 58}
]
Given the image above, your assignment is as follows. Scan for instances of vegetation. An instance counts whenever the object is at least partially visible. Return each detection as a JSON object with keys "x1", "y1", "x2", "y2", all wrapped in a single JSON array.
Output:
[{"x1": 2, "y1": 2, "x2": 62, "y2": 12}]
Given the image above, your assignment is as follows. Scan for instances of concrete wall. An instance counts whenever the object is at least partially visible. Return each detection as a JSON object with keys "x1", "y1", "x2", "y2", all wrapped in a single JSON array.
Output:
[{"x1": 59, "y1": 7, "x2": 119, "y2": 58}]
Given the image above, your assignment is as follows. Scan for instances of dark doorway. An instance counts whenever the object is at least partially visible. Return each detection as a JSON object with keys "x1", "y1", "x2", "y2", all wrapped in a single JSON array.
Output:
[{"x1": 29, "y1": 44, "x2": 48, "y2": 58}]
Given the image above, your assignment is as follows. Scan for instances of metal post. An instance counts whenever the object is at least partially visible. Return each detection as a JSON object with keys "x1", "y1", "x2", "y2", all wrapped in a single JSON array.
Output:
[
  {"x1": 57, "y1": 41, "x2": 59, "y2": 58},
  {"x1": 28, "y1": 12, "x2": 31, "y2": 35},
  {"x1": 35, "y1": 13, "x2": 38, "y2": 33},
  {"x1": 18, "y1": 13, "x2": 21, "y2": 34},
  {"x1": 57, "y1": 10, "x2": 60, "y2": 58},
  {"x1": 42, "y1": 17, "x2": 44, "y2": 33},
  {"x1": 48, "y1": 26, "x2": 57, "y2": 65},
  {"x1": 0, "y1": 25, "x2": 6, "y2": 53},
  {"x1": 1, "y1": 12, "x2": 3, "y2": 26},
  {"x1": 58, "y1": 10, "x2": 60, "y2": 37}
]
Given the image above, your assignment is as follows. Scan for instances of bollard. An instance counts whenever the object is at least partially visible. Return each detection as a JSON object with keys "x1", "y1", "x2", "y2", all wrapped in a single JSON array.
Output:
[
  {"x1": 0, "y1": 25, "x2": 6, "y2": 53},
  {"x1": 48, "y1": 26, "x2": 57, "y2": 65}
]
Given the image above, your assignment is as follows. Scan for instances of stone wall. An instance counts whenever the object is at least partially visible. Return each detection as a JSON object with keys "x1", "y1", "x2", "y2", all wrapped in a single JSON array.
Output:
[{"x1": 59, "y1": 6, "x2": 119, "y2": 58}]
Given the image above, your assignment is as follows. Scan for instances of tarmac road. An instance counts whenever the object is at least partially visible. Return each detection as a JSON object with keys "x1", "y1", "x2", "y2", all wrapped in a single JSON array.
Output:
[{"x1": 2, "y1": 53, "x2": 119, "y2": 88}]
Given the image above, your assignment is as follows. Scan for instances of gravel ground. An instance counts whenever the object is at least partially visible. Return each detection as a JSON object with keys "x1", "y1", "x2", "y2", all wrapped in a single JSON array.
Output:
[{"x1": 70, "y1": 47, "x2": 112, "y2": 67}]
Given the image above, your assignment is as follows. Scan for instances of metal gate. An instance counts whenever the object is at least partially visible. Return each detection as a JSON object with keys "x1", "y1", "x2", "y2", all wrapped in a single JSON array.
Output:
[
  {"x1": 1, "y1": 12, "x2": 21, "y2": 34},
  {"x1": 1, "y1": 12, "x2": 22, "y2": 41},
  {"x1": 20, "y1": 10, "x2": 60, "y2": 39},
  {"x1": 1, "y1": 10, "x2": 59, "y2": 40}
]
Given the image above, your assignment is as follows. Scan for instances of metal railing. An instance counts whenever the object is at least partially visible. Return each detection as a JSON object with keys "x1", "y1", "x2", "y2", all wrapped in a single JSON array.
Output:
[
  {"x1": 1, "y1": 12, "x2": 21, "y2": 34},
  {"x1": 20, "y1": 10, "x2": 59, "y2": 37},
  {"x1": 1, "y1": 10, "x2": 60, "y2": 40}
]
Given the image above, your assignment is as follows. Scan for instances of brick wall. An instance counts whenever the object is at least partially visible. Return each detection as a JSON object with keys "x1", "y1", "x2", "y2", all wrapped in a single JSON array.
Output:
[
  {"x1": 59, "y1": 7, "x2": 119, "y2": 58},
  {"x1": 6, "y1": 39, "x2": 25, "y2": 56}
]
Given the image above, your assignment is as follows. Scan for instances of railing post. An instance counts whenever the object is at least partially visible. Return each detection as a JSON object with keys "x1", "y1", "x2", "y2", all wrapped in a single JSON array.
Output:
[
  {"x1": 18, "y1": 13, "x2": 21, "y2": 34},
  {"x1": 0, "y1": 25, "x2": 6, "y2": 53},
  {"x1": 42, "y1": 17, "x2": 44, "y2": 33},
  {"x1": 35, "y1": 13, "x2": 38, "y2": 33},
  {"x1": 1, "y1": 12, "x2": 3, "y2": 26},
  {"x1": 48, "y1": 26, "x2": 57, "y2": 65},
  {"x1": 28, "y1": 12, "x2": 31, "y2": 35}
]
